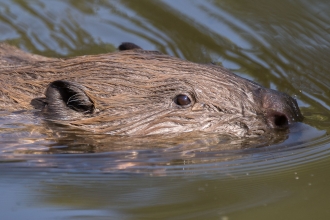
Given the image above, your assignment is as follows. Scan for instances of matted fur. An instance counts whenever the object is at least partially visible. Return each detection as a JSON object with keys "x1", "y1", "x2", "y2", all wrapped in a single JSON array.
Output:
[{"x1": 0, "y1": 44, "x2": 302, "y2": 137}]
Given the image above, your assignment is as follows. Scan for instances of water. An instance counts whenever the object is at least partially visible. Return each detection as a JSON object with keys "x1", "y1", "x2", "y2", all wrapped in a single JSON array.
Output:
[{"x1": 1, "y1": 0, "x2": 330, "y2": 219}]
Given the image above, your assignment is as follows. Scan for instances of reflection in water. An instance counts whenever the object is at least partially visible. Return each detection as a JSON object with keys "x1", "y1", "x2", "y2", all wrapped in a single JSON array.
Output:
[
  {"x1": 0, "y1": 110, "x2": 325, "y2": 176},
  {"x1": 1, "y1": 120, "x2": 329, "y2": 219},
  {"x1": 1, "y1": 0, "x2": 330, "y2": 219}
]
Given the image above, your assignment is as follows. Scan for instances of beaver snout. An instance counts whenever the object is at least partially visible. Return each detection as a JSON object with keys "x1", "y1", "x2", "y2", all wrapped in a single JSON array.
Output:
[{"x1": 259, "y1": 88, "x2": 303, "y2": 129}]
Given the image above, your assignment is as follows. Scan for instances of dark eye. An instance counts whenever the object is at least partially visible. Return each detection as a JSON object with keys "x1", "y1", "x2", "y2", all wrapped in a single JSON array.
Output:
[{"x1": 175, "y1": 94, "x2": 191, "y2": 106}]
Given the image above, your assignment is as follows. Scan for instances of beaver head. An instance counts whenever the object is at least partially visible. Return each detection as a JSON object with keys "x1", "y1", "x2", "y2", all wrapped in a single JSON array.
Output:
[{"x1": 1, "y1": 43, "x2": 302, "y2": 137}]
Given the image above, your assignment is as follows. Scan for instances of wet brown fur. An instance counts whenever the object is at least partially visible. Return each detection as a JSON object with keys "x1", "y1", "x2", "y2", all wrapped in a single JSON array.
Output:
[{"x1": 0, "y1": 43, "x2": 302, "y2": 137}]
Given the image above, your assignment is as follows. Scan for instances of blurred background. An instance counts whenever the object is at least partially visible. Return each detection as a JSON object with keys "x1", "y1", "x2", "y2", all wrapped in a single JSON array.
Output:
[{"x1": 1, "y1": 0, "x2": 330, "y2": 219}]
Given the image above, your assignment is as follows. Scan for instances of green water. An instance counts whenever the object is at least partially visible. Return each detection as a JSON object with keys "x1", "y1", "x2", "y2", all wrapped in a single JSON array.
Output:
[{"x1": 1, "y1": 0, "x2": 330, "y2": 219}]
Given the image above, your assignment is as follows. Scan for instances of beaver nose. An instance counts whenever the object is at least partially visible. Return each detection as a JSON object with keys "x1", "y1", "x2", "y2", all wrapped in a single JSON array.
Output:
[{"x1": 259, "y1": 88, "x2": 303, "y2": 129}]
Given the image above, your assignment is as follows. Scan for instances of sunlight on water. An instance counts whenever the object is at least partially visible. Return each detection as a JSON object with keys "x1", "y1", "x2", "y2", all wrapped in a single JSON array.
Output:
[{"x1": 1, "y1": 0, "x2": 330, "y2": 219}]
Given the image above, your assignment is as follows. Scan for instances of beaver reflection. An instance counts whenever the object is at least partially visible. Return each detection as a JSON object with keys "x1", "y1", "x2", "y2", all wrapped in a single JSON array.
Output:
[{"x1": 0, "y1": 42, "x2": 302, "y2": 138}]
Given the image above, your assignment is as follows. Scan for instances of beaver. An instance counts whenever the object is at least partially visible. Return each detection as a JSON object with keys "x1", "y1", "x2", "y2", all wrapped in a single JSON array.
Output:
[{"x1": 0, "y1": 42, "x2": 302, "y2": 138}]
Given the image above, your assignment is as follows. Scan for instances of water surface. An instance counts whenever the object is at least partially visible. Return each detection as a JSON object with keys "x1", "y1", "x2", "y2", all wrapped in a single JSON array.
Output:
[{"x1": 1, "y1": 0, "x2": 330, "y2": 219}]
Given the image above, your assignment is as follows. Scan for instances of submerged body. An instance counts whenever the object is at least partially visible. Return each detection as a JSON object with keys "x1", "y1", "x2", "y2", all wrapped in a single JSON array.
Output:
[{"x1": 0, "y1": 43, "x2": 302, "y2": 137}]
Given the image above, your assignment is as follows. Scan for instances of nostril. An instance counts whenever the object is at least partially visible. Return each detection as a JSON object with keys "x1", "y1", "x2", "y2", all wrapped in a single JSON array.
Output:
[
  {"x1": 266, "y1": 111, "x2": 289, "y2": 129},
  {"x1": 273, "y1": 114, "x2": 288, "y2": 128}
]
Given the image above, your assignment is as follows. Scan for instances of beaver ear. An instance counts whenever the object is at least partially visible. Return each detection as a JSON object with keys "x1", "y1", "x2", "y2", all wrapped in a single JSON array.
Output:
[
  {"x1": 43, "y1": 80, "x2": 94, "y2": 119},
  {"x1": 118, "y1": 42, "x2": 142, "y2": 51}
]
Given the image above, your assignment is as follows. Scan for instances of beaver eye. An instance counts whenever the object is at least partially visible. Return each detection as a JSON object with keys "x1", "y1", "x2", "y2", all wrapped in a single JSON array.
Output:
[{"x1": 174, "y1": 94, "x2": 191, "y2": 106}]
